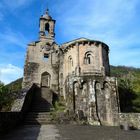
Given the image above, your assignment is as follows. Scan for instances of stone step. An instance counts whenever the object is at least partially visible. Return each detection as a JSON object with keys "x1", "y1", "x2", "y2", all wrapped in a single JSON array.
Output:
[
  {"x1": 31, "y1": 107, "x2": 50, "y2": 109},
  {"x1": 27, "y1": 112, "x2": 51, "y2": 114},
  {"x1": 31, "y1": 103, "x2": 50, "y2": 105},
  {"x1": 26, "y1": 112, "x2": 51, "y2": 118},
  {"x1": 31, "y1": 107, "x2": 54, "y2": 110},
  {"x1": 30, "y1": 102, "x2": 53, "y2": 111},
  {"x1": 31, "y1": 105, "x2": 51, "y2": 108},
  {"x1": 30, "y1": 109, "x2": 50, "y2": 111},
  {"x1": 24, "y1": 112, "x2": 54, "y2": 125},
  {"x1": 24, "y1": 120, "x2": 54, "y2": 125},
  {"x1": 24, "y1": 118, "x2": 52, "y2": 122},
  {"x1": 32, "y1": 100, "x2": 53, "y2": 103},
  {"x1": 30, "y1": 110, "x2": 50, "y2": 112}
]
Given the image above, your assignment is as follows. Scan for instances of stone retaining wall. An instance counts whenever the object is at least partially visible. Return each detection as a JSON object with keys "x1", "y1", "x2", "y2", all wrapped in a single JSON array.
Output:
[
  {"x1": 119, "y1": 113, "x2": 140, "y2": 129},
  {"x1": 0, "y1": 112, "x2": 23, "y2": 134},
  {"x1": 0, "y1": 84, "x2": 38, "y2": 135},
  {"x1": 11, "y1": 84, "x2": 38, "y2": 112}
]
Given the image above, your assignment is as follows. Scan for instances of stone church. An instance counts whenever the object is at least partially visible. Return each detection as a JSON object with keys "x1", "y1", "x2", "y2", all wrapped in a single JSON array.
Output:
[{"x1": 22, "y1": 9, "x2": 119, "y2": 126}]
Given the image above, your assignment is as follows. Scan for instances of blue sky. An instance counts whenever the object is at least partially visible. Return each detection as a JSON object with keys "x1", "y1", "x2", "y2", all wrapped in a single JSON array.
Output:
[{"x1": 0, "y1": 0, "x2": 140, "y2": 84}]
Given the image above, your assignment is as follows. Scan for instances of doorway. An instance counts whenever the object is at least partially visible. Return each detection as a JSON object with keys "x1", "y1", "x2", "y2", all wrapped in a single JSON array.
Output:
[{"x1": 41, "y1": 72, "x2": 51, "y2": 87}]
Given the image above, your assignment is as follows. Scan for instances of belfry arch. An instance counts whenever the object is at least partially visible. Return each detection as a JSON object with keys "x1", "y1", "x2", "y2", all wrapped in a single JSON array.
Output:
[{"x1": 45, "y1": 23, "x2": 50, "y2": 35}]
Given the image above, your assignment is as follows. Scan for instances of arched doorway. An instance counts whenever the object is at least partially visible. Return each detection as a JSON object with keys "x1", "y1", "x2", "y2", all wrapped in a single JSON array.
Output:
[{"x1": 41, "y1": 72, "x2": 51, "y2": 87}]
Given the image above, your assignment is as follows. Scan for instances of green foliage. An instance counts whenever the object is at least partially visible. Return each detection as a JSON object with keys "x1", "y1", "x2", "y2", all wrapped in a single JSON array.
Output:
[
  {"x1": 0, "y1": 78, "x2": 23, "y2": 111},
  {"x1": 110, "y1": 65, "x2": 140, "y2": 112},
  {"x1": 118, "y1": 78, "x2": 136, "y2": 112},
  {"x1": 5, "y1": 78, "x2": 22, "y2": 94},
  {"x1": 54, "y1": 101, "x2": 66, "y2": 112},
  {"x1": 0, "y1": 81, "x2": 13, "y2": 111},
  {"x1": 50, "y1": 99, "x2": 66, "y2": 122}
]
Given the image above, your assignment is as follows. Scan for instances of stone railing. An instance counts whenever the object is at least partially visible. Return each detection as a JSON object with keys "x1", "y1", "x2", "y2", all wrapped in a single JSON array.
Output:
[
  {"x1": 119, "y1": 113, "x2": 140, "y2": 129},
  {"x1": 0, "y1": 84, "x2": 38, "y2": 134}
]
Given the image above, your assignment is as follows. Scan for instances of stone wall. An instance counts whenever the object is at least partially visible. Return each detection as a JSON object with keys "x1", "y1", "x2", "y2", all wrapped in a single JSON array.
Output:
[
  {"x1": 64, "y1": 74, "x2": 119, "y2": 126},
  {"x1": 22, "y1": 41, "x2": 59, "y2": 92},
  {"x1": 0, "y1": 112, "x2": 23, "y2": 134},
  {"x1": 0, "y1": 84, "x2": 40, "y2": 134},
  {"x1": 62, "y1": 39, "x2": 110, "y2": 82},
  {"x1": 61, "y1": 39, "x2": 110, "y2": 101},
  {"x1": 119, "y1": 113, "x2": 140, "y2": 129},
  {"x1": 11, "y1": 84, "x2": 38, "y2": 112}
]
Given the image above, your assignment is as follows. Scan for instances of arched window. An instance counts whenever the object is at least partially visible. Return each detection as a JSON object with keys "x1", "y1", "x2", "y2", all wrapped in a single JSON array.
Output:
[
  {"x1": 84, "y1": 51, "x2": 93, "y2": 64},
  {"x1": 45, "y1": 23, "x2": 49, "y2": 35},
  {"x1": 68, "y1": 56, "x2": 73, "y2": 72}
]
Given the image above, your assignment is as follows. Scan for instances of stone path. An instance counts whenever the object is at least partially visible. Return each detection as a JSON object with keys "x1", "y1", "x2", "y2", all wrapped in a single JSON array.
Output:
[{"x1": 1, "y1": 125, "x2": 140, "y2": 140}]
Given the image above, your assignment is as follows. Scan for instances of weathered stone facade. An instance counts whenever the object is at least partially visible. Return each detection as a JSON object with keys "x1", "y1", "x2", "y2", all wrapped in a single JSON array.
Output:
[{"x1": 22, "y1": 9, "x2": 119, "y2": 126}]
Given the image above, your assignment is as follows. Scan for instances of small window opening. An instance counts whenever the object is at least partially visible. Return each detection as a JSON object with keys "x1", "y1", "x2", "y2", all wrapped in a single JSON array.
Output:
[
  {"x1": 45, "y1": 23, "x2": 49, "y2": 36},
  {"x1": 68, "y1": 56, "x2": 73, "y2": 73},
  {"x1": 44, "y1": 53, "x2": 49, "y2": 61}
]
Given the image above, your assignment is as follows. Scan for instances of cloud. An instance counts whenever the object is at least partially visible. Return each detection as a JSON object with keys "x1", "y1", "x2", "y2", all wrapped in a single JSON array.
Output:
[
  {"x1": 0, "y1": 0, "x2": 34, "y2": 22},
  {"x1": 54, "y1": 0, "x2": 140, "y2": 67},
  {"x1": 0, "y1": 28, "x2": 28, "y2": 48},
  {"x1": 0, "y1": 64, "x2": 23, "y2": 84},
  {"x1": 59, "y1": 0, "x2": 138, "y2": 35}
]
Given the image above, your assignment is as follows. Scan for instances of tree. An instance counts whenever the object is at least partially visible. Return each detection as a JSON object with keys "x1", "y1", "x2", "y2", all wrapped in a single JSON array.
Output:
[
  {"x1": 118, "y1": 78, "x2": 137, "y2": 112},
  {"x1": 0, "y1": 81, "x2": 12, "y2": 111}
]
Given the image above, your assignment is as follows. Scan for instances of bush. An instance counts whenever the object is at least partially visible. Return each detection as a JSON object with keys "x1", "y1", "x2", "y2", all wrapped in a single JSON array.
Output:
[
  {"x1": 110, "y1": 66, "x2": 140, "y2": 112},
  {"x1": 0, "y1": 81, "x2": 13, "y2": 111}
]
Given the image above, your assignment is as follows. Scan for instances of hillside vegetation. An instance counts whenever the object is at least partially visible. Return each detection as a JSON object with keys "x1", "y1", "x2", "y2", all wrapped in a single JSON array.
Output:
[
  {"x1": 0, "y1": 66, "x2": 140, "y2": 112},
  {"x1": 5, "y1": 78, "x2": 23, "y2": 94},
  {"x1": 110, "y1": 65, "x2": 140, "y2": 112},
  {"x1": 0, "y1": 78, "x2": 22, "y2": 111}
]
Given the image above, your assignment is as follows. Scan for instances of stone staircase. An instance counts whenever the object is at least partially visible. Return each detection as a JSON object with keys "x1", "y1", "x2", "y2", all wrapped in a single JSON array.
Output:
[
  {"x1": 24, "y1": 87, "x2": 55, "y2": 125},
  {"x1": 24, "y1": 112, "x2": 53, "y2": 125}
]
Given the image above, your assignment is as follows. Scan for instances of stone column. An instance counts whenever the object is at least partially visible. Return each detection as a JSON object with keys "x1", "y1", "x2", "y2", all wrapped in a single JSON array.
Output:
[
  {"x1": 75, "y1": 43, "x2": 80, "y2": 76},
  {"x1": 104, "y1": 83, "x2": 113, "y2": 125},
  {"x1": 99, "y1": 44, "x2": 105, "y2": 76},
  {"x1": 88, "y1": 80, "x2": 100, "y2": 125}
]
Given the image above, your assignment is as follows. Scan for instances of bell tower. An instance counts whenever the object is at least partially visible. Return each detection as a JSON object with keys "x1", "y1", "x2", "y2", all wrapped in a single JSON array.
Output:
[{"x1": 39, "y1": 9, "x2": 55, "y2": 42}]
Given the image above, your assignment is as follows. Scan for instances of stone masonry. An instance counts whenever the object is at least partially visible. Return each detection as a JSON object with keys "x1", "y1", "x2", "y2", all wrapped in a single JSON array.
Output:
[{"x1": 22, "y1": 9, "x2": 120, "y2": 126}]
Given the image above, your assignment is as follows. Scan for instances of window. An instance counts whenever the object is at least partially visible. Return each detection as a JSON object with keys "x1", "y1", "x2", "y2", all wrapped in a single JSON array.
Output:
[
  {"x1": 44, "y1": 53, "x2": 49, "y2": 61},
  {"x1": 68, "y1": 56, "x2": 73, "y2": 72},
  {"x1": 84, "y1": 51, "x2": 93, "y2": 64},
  {"x1": 45, "y1": 23, "x2": 49, "y2": 35}
]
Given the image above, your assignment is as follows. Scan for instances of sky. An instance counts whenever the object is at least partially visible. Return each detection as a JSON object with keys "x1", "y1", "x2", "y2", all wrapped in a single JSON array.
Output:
[{"x1": 0, "y1": 0, "x2": 140, "y2": 84}]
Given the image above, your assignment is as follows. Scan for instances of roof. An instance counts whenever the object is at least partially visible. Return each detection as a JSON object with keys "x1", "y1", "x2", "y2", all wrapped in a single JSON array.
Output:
[{"x1": 61, "y1": 38, "x2": 109, "y2": 50}]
